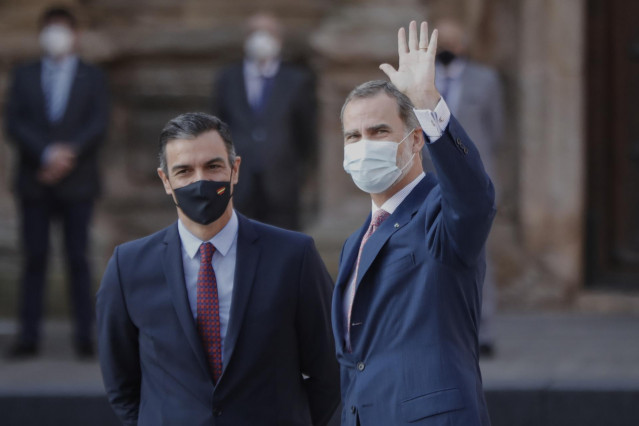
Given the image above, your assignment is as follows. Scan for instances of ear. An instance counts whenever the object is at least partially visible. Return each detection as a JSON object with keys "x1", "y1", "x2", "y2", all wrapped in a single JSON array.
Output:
[
  {"x1": 231, "y1": 156, "x2": 241, "y2": 185},
  {"x1": 412, "y1": 127, "x2": 425, "y2": 152},
  {"x1": 157, "y1": 168, "x2": 173, "y2": 195}
]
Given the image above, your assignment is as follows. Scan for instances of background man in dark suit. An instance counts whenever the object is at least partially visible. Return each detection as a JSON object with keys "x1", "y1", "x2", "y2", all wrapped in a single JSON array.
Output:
[
  {"x1": 434, "y1": 18, "x2": 505, "y2": 357},
  {"x1": 97, "y1": 113, "x2": 339, "y2": 425},
  {"x1": 212, "y1": 12, "x2": 317, "y2": 230},
  {"x1": 4, "y1": 6, "x2": 110, "y2": 358},
  {"x1": 334, "y1": 22, "x2": 495, "y2": 425}
]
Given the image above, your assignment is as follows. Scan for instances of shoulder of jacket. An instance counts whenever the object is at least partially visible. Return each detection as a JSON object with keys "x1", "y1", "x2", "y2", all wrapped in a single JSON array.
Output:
[{"x1": 116, "y1": 224, "x2": 173, "y2": 254}]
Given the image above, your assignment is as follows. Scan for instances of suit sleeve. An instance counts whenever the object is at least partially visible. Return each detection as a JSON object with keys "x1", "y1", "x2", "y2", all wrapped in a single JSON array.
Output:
[
  {"x1": 425, "y1": 115, "x2": 497, "y2": 268},
  {"x1": 96, "y1": 246, "x2": 141, "y2": 426},
  {"x1": 211, "y1": 70, "x2": 228, "y2": 122},
  {"x1": 68, "y1": 67, "x2": 110, "y2": 158},
  {"x1": 296, "y1": 238, "x2": 341, "y2": 426},
  {"x1": 291, "y1": 70, "x2": 318, "y2": 170},
  {"x1": 486, "y1": 70, "x2": 504, "y2": 155},
  {"x1": 4, "y1": 67, "x2": 49, "y2": 164}
]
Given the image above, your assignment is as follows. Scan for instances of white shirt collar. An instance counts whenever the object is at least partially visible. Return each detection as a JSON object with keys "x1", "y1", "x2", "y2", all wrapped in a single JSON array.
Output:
[
  {"x1": 372, "y1": 172, "x2": 426, "y2": 215},
  {"x1": 177, "y1": 210, "x2": 239, "y2": 259}
]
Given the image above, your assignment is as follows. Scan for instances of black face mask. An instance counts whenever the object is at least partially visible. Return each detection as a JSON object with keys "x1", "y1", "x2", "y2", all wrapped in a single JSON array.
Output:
[
  {"x1": 173, "y1": 177, "x2": 232, "y2": 225},
  {"x1": 436, "y1": 50, "x2": 457, "y2": 66}
]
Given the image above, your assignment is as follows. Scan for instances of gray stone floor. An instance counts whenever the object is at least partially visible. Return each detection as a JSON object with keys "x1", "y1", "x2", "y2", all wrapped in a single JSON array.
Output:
[
  {"x1": 2, "y1": 312, "x2": 639, "y2": 393},
  {"x1": 1, "y1": 312, "x2": 638, "y2": 424}
]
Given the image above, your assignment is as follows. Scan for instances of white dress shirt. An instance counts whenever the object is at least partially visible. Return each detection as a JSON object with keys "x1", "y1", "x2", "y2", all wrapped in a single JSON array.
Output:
[
  {"x1": 178, "y1": 210, "x2": 238, "y2": 358},
  {"x1": 342, "y1": 98, "x2": 452, "y2": 341}
]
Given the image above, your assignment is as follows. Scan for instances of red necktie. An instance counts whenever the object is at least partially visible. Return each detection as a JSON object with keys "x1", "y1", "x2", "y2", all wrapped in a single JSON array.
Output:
[
  {"x1": 344, "y1": 209, "x2": 391, "y2": 351},
  {"x1": 196, "y1": 242, "x2": 223, "y2": 382}
]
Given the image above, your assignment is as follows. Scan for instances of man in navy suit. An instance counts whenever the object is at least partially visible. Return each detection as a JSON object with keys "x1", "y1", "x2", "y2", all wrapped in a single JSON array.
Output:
[
  {"x1": 4, "y1": 6, "x2": 109, "y2": 358},
  {"x1": 334, "y1": 22, "x2": 495, "y2": 425},
  {"x1": 96, "y1": 112, "x2": 339, "y2": 425},
  {"x1": 212, "y1": 12, "x2": 317, "y2": 230}
]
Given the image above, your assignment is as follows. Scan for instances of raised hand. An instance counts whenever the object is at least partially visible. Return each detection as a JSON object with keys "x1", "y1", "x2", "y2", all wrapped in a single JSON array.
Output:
[{"x1": 379, "y1": 21, "x2": 441, "y2": 110}]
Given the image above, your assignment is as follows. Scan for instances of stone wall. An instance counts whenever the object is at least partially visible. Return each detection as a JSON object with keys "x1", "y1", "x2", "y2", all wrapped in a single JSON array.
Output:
[{"x1": 0, "y1": 0, "x2": 618, "y2": 316}]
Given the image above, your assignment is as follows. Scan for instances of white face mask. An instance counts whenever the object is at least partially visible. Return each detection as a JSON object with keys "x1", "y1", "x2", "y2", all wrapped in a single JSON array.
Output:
[
  {"x1": 343, "y1": 129, "x2": 416, "y2": 194},
  {"x1": 40, "y1": 24, "x2": 74, "y2": 58},
  {"x1": 244, "y1": 31, "x2": 281, "y2": 61}
]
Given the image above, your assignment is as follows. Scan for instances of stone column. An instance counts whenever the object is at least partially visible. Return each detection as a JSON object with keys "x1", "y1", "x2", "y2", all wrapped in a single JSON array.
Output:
[{"x1": 517, "y1": 0, "x2": 585, "y2": 301}]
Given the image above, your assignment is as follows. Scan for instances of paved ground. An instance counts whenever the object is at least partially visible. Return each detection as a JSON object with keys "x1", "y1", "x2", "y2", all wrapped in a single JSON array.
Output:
[
  {"x1": 1, "y1": 312, "x2": 638, "y2": 425},
  {"x1": 1, "y1": 312, "x2": 639, "y2": 393}
]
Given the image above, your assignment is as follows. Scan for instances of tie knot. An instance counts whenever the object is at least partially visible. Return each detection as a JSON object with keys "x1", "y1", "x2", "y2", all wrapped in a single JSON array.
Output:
[
  {"x1": 371, "y1": 209, "x2": 390, "y2": 228},
  {"x1": 199, "y1": 242, "x2": 215, "y2": 263}
]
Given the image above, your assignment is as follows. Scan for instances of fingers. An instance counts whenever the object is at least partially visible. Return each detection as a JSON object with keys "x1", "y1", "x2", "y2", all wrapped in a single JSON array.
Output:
[
  {"x1": 398, "y1": 27, "x2": 408, "y2": 54},
  {"x1": 408, "y1": 20, "x2": 418, "y2": 51},
  {"x1": 379, "y1": 63, "x2": 397, "y2": 78},
  {"x1": 428, "y1": 28, "x2": 438, "y2": 54},
  {"x1": 419, "y1": 22, "x2": 429, "y2": 49},
  {"x1": 403, "y1": 21, "x2": 435, "y2": 52}
]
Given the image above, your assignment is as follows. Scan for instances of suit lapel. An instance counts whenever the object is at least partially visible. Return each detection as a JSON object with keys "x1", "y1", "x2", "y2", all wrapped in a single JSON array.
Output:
[
  {"x1": 231, "y1": 65, "x2": 253, "y2": 116},
  {"x1": 60, "y1": 61, "x2": 86, "y2": 123},
  {"x1": 355, "y1": 176, "x2": 436, "y2": 289},
  {"x1": 332, "y1": 218, "x2": 370, "y2": 344},
  {"x1": 34, "y1": 61, "x2": 49, "y2": 124},
  {"x1": 221, "y1": 214, "x2": 260, "y2": 375},
  {"x1": 162, "y1": 224, "x2": 212, "y2": 379},
  {"x1": 258, "y1": 68, "x2": 283, "y2": 117}
]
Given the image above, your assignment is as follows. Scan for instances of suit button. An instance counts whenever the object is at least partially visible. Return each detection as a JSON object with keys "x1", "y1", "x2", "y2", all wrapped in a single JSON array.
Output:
[
  {"x1": 357, "y1": 361, "x2": 365, "y2": 371},
  {"x1": 456, "y1": 138, "x2": 462, "y2": 145},
  {"x1": 350, "y1": 406, "x2": 356, "y2": 413}
]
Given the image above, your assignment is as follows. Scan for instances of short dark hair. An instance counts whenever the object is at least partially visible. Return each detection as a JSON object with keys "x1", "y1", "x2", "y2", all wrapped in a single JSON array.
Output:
[
  {"x1": 40, "y1": 6, "x2": 77, "y2": 29},
  {"x1": 340, "y1": 80, "x2": 420, "y2": 131},
  {"x1": 158, "y1": 112, "x2": 236, "y2": 174}
]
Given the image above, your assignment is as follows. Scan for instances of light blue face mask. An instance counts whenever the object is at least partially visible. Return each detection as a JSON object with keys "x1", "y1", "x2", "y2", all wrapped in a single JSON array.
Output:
[{"x1": 343, "y1": 129, "x2": 416, "y2": 194}]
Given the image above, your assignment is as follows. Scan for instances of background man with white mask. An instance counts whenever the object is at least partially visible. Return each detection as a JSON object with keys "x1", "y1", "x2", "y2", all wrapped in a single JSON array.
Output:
[
  {"x1": 3, "y1": 6, "x2": 110, "y2": 359},
  {"x1": 212, "y1": 12, "x2": 318, "y2": 231},
  {"x1": 334, "y1": 21, "x2": 496, "y2": 425}
]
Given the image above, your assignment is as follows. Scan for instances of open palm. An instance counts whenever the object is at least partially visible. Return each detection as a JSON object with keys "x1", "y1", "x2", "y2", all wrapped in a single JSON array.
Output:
[{"x1": 380, "y1": 21, "x2": 440, "y2": 110}]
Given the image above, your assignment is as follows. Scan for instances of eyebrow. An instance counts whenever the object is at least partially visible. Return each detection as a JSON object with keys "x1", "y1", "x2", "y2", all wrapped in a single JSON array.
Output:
[
  {"x1": 343, "y1": 123, "x2": 393, "y2": 139},
  {"x1": 170, "y1": 156, "x2": 226, "y2": 172}
]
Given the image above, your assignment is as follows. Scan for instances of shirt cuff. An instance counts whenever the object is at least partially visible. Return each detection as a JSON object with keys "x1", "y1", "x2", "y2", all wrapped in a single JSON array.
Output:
[{"x1": 413, "y1": 98, "x2": 451, "y2": 143}]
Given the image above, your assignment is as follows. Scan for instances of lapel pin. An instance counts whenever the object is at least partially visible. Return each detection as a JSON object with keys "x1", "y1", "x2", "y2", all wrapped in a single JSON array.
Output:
[{"x1": 394, "y1": 223, "x2": 400, "y2": 228}]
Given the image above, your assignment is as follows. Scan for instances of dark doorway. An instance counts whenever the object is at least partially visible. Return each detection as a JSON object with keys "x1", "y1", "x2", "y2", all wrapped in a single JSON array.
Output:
[{"x1": 586, "y1": 0, "x2": 639, "y2": 288}]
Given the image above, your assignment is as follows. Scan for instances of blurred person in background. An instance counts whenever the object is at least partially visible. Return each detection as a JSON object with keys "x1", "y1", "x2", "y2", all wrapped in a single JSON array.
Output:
[
  {"x1": 433, "y1": 17, "x2": 504, "y2": 357},
  {"x1": 3, "y1": 6, "x2": 110, "y2": 359},
  {"x1": 97, "y1": 113, "x2": 339, "y2": 425},
  {"x1": 212, "y1": 12, "x2": 318, "y2": 231}
]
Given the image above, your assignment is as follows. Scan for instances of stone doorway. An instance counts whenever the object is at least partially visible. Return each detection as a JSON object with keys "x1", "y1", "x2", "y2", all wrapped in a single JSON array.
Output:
[{"x1": 586, "y1": 0, "x2": 639, "y2": 289}]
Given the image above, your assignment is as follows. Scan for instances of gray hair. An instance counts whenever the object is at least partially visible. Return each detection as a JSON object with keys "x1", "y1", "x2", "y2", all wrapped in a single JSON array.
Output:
[
  {"x1": 340, "y1": 80, "x2": 420, "y2": 131},
  {"x1": 158, "y1": 112, "x2": 236, "y2": 174}
]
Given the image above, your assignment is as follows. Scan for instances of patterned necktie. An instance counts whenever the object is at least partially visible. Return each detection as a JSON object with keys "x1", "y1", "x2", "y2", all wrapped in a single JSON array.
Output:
[
  {"x1": 196, "y1": 242, "x2": 223, "y2": 382},
  {"x1": 254, "y1": 75, "x2": 274, "y2": 113},
  {"x1": 344, "y1": 209, "x2": 391, "y2": 352}
]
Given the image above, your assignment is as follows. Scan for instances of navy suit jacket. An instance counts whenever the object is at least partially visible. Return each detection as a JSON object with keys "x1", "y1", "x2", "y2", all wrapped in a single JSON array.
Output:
[
  {"x1": 333, "y1": 117, "x2": 496, "y2": 426},
  {"x1": 212, "y1": 63, "x2": 317, "y2": 215},
  {"x1": 97, "y1": 214, "x2": 340, "y2": 426},
  {"x1": 4, "y1": 59, "x2": 109, "y2": 201}
]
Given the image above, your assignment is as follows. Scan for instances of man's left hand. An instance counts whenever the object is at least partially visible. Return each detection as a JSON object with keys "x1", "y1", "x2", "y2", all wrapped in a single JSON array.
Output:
[{"x1": 379, "y1": 21, "x2": 441, "y2": 110}]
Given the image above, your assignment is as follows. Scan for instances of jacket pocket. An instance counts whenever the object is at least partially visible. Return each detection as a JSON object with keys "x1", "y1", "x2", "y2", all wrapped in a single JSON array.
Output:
[{"x1": 400, "y1": 388, "x2": 464, "y2": 422}]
